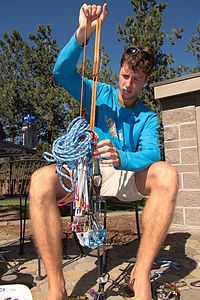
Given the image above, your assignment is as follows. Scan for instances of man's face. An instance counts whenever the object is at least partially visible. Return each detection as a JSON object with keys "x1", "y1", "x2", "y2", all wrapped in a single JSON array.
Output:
[{"x1": 118, "y1": 63, "x2": 148, "y2": 106}]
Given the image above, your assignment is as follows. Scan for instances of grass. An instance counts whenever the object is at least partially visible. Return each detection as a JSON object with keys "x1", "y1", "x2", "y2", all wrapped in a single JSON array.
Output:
[
  {"x1": 106, "y1": 200, "x2": 145, "y2": 212},
  {"x1": 0, "y1": 198, "x2": 30, "y2": 210},
  {"x1": 0, "y1": 198, "x2": 145, "y2": 212}
]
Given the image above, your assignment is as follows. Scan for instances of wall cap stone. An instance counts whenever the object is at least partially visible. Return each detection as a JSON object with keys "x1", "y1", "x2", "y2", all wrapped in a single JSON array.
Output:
[{"x1": 151, "y1": 72, "x2": 200, "y2": 100}]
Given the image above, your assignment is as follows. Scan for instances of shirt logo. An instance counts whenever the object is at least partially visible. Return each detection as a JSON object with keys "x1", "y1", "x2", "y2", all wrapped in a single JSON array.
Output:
[
  {"x1": 105, "y1": 116, "x2": 123, "y2": 141},
  {"x1": 105, "y1": 116, "x2": 117, "y2": 138}
]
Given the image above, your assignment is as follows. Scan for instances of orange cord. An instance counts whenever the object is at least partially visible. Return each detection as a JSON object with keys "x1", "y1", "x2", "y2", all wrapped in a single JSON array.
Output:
[
  {"x1": 80, "y1": 16, "x2": 101, "y2": 130},
  {"x1": 80, "y1": 17, "x2": 88, "y2": 117}
]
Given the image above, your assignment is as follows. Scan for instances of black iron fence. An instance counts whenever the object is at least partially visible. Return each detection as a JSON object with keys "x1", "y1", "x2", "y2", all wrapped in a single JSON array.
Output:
[{"x1": 0, "y1": 158, "x2": 49, "y2": 197}]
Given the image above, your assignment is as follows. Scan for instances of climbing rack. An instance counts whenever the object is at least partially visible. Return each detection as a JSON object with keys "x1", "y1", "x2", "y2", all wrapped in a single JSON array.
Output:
[{"x1": 44, "y1": 16, "x2": 113, "y2": 299}]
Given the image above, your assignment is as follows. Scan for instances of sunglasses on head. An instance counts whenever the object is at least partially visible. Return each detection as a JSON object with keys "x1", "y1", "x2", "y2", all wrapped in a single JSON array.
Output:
[{"x1": 125, "y1": 47, "x2": 152, "y2": 61}]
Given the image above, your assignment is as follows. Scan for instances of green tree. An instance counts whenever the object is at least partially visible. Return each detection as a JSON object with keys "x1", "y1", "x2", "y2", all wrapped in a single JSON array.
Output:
[
  {"x1": 116, "y1": 0, "x2": 185, "y2": 110},
  {"x1": 26, "y1": 24, "x2": 69, "y2": 149},
  {"x1": 186, "y1": 22, "x2": 200, "y2": 73},
  {"x1": 26, "y1": 25, "x2": 118, "y2": 151},
  {"x1": 0, "y1": 24, "x2": 118, "y2": 152},
  {"x1": 0, "y1": 29, "x2": 28, "y2": 142}
]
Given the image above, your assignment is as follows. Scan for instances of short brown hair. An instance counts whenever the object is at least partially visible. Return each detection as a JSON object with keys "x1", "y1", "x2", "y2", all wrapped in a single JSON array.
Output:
[{"x1": 120, "y1": 45, "x2": 155, "y2": 77}]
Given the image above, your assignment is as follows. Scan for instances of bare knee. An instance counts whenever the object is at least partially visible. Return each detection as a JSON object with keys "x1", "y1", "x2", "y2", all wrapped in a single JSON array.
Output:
[
  {"x1": 135, "y1": 161, "x2": 178, "y2": 197},
  {"x1": 147, "y1": 161, "x2": 179, "y2": 195},
  {"x1": 29, "y1": 165, "x2": 61, "y2": 207}
]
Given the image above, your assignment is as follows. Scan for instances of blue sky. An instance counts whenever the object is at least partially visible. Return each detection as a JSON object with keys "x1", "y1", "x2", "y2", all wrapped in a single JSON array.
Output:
[{"x1": 0, "y1": 0, "x2": 199, "y2": 74}]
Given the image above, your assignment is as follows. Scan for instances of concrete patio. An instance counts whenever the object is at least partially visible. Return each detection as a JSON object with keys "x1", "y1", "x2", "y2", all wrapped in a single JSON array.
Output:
[{"x1": 0, "y1": 214, "x2": 200, "y2": 299}]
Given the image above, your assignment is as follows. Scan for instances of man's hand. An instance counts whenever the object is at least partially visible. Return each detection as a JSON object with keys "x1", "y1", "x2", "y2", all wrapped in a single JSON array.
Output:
[
  {"x1": 93, "y1": 139, "x2": 121, "y2": 167},
  {"x1": 76, "y1": 3, "x2": 108, "y2": 46}
]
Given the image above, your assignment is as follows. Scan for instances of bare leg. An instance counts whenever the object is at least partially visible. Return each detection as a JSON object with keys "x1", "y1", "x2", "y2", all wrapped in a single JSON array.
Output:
[
  {"x1": 128, "y1": 161, "x2": 178, "y2": 300},
  {"x1": 29, "y1": 165, "x2": 69, "y2": 300}
]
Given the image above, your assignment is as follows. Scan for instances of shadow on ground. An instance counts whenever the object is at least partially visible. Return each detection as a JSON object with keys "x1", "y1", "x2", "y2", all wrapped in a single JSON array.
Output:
[{"x1": 70, "y1": 232, "x2": 196, "y2": 298}]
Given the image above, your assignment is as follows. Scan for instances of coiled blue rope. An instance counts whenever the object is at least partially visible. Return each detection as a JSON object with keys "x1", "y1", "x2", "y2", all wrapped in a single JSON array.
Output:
[{"x1": 43, "y1": 116, "x2": 93, "y2": 192}]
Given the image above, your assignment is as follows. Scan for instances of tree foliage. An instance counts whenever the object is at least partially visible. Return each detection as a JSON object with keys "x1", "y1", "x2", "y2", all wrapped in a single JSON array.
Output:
[
  {"x1": 1, "y1": 2, "x2": 200, "y2": 154},
  {"x1": 0, "y1": 30, "x2": 28, "y2": 142},
  {"x1": 116, "y1": 0, "x2": 185, "y2": 110},
  {"x1": 0, "y1": 25, "x2": 117, "y2": 153},
  {"x1": 186, "y1": 22, "x2": 200, "y2": 73}
]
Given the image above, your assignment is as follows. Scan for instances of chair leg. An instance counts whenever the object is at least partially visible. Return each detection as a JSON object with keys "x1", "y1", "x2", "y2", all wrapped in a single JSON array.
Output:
[
  {"x1": 134, "y1": 201, "x2": 141, "y2": 240},
  {"x1": 19, "y1": 195, "x2": 23, "y2": 254},
  {"x1": 19, "y1": 195, "x2": 28, "y2": 255},
  {"x1": 97, "y1": 199, "x2": 107, "y2": 278},
  {"x1": 102, "y1": 200, "x2": 107, "y2": 275},
  {"x1": 36, "y1": 253, "x2": 45, "y2": 281}
]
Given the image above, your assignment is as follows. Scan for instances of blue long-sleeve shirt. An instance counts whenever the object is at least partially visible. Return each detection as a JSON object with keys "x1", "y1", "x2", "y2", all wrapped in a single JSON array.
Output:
[{"x1": 53, "y1": 33, "x2": 161, "y2": 172}]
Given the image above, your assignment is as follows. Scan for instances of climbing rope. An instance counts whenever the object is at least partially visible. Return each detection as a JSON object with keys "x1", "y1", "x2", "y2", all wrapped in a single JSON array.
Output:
[{"x1": 44, "y1": 116, "x2": 92, "y2": 192}]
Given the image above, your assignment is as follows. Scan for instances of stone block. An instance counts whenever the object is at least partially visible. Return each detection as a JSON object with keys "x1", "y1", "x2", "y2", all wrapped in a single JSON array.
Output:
[
  {"x1": 185, "y1": 208, "x2": 200, "y2": 226},
  {"x1": 180, "y1": 123, "x2": 197, "y2": 139},
  {"x1": 164, "y1": 126, "x2": 179, "y2": 141},
  {"x1": 176, "y1": 190, "x2": 200, "y2": 207},
  {"x1": 179, "y1": 139, "x2": 197, "y2": 148},
  {"x1": 181, "y1": 147, "x2": 199, "y2": 164},
  {"x1": 164, "y1": 140, "x2": 179, "y2": 149},
  {"x1": 165, "y1": 148, "x2": 180, "y2": 164},
  {"x1": 182, "y1": 173, "x2": 200, "y2": 189},
  {"x1": 163, "y1": 106, "x2": 195, "y2": 126},
  {"x1": 174, "y1": 164, "x2": 199, "y2": 173},
  {"x1": 172, "y1": 207, "x2": 184, "y2": 225}
]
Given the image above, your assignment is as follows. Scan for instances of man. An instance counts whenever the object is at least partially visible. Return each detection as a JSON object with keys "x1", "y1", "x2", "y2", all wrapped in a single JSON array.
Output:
[{"x1": 30, "y1": 3, "x2": 178, "y2": 300}]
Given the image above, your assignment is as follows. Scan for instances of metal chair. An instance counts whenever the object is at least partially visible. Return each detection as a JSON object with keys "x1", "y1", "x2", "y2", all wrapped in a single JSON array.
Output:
[
  {"x1": 35, "y1": 183, "x2": 142, "y2": 295},
  {"x1": 0, "y1": 158, "x2": 49, "y2": 254},
  {"x1": 101, "y1": 196, "x2": 141, "y2": 240}
]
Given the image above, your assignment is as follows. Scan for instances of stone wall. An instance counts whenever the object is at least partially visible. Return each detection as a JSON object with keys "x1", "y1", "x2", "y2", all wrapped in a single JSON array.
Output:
[
  {"x1": 152, "y1": 73, "x2": 200, "y2": 227},
  {"x1": 162, "y1": 93, "x2": 200, "y2": 226}
]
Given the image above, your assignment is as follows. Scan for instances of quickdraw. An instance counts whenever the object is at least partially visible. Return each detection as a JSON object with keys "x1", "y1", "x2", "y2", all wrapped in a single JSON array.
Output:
[
  {"x1": 153, "y1": 256, "x2": 182, "y2": 277},
  {"x1": 156, "y1": 282, "x2": 181, "y2": 299}
]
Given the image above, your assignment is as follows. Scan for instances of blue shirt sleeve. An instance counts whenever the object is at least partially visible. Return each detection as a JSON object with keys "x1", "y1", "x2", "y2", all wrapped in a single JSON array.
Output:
[
  {"x1": 53, "y1": 33, "x2": 93, "y2": 114},
  {"x1": 116, "y1": 112, "x2": 161, "y2": 172}
]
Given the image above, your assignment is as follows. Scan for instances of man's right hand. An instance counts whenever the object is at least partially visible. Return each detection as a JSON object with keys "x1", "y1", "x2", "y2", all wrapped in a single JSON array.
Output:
[{"x1": 76, "y1": 3, "x2": 108, "y2": 46}]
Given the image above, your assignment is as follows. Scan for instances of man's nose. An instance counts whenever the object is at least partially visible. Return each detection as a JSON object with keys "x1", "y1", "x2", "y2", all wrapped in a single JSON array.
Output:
[{"x1": 125, "y1": 78, "x2": 132, "y2": 88}]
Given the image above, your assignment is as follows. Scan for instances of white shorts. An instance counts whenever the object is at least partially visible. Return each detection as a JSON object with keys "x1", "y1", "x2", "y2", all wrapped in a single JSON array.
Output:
[
  {"x1": 98, "y1": 164, "x2": 145, "y2": 202},
  {"x1": 64, "y1": 163, "x2": 145, "y2": 202}
]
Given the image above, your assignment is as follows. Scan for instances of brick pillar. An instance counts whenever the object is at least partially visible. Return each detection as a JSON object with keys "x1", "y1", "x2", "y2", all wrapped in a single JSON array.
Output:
[{"x1": 162, "y1": 94, "x2": 200, "y2": 226}]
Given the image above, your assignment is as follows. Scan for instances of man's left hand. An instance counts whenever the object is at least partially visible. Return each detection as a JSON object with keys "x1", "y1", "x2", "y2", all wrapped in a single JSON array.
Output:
[{"x1": 93, "y1": 139, "x2": 121, "y2": 167}]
